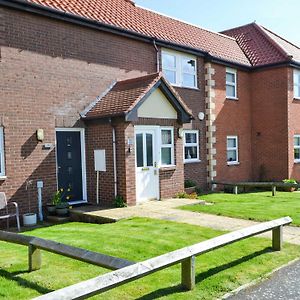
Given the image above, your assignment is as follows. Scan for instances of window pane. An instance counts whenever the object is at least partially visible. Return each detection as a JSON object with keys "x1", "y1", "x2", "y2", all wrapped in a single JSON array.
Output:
[
  {"x1": 182, "y1": 73, "x2": 196, "y2": 88},
  {"x1": 226, "y1": 85, "x2": 236, "y2": 97},
  {"x1": 162, "y1": 53, "x2": 176, "y2": 69},
  {"x1": 227, "y1": 150, "x2": 237, "y2": 162},
  {"x1": 294, "y1": 136, "x2": 300, "y2": 146},
  {"x1": 295, "y1": 148, "x2": 300, "y2": 160},
  {"x1": 185, "y1": 132, "x2": 197, "y2": 144},
  {"x1": 295, "y1": 85, "x2": 300, "y2": 98},
  {"x1": 163, "y1": 70, "x2": 176, "y2": 84},
  {"x1": 182, "y1": 58, "x2": 196, "y2": 73},
  {"x1": 161, "y1": 148, "x2": 172, "y2": 165},
  {"x1": 185, "y1": 146, "x2": 198, "y2": 160},
  {"x1": 226, "y1": 72, "x2": 235, "y2": 83},
  {"x1": 146, "y1": 133, "x2": 153, "y2": 167},
  {"x1": 161, "y1": 130, "x2": 172, "y2": 145},
  {"x1": 136, "y1": 133, "x2": 143, "y2": 167},
  {"x1": 227, "y1": 138, "x2": 236, "y2": 148}
]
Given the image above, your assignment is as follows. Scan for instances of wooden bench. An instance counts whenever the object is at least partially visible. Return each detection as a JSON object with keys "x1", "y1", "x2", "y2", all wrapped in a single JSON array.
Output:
[
  {"x1": 212, "y1": 181, "x2": 300, "y2": 196},
  {"x1": 33, "y1": 216, "x2": 292, "y2": 300}
]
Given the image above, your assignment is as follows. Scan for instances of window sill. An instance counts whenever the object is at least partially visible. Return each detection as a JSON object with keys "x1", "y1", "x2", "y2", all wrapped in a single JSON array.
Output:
[
  {"x1": 226, "y1": 97, "x2": 239, "y2": 101},
  {"x1": 171, "y1": 84, "x2": 199, "y2": 91},
  {"x1": 159, "y1": 165, "x2": 176, "y2": 171},
  {"x1": 293, "y1": 97, "x2": 300, "y2": 100},
  {"x1": 184, "y1": 159, "x2": 201, "y2": 164},
  {"x1": 0, "y1": 176, "x2": 7, "y2": 180},
  {"x1": 227, "y1": 162, "x2": 240, "y2": 166},
  {"x1": 294, "y1": 160, "x2": 300, "y2": 164}
]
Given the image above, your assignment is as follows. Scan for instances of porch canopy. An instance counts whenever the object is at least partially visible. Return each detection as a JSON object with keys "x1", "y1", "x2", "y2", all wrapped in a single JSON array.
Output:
[{"x1": 81, "y1": 72, "x2": 193, "y2": 123}]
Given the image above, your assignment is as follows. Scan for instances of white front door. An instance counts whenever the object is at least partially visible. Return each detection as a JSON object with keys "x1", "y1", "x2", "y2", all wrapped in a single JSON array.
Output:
[{"x1": 135, "y1": 126, "x2": 159, "y2": 203}]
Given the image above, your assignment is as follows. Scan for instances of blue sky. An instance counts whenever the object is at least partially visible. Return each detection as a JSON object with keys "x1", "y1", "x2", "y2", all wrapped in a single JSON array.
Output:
[{"x1": 135, "y1": 0, "x2": 300, "y2": 46}]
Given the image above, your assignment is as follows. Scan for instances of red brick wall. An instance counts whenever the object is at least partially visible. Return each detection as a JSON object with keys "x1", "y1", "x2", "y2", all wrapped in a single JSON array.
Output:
[
  {"x1": 177, "y1": 58, "x2": 207, "y2": 190},
  {"x1": 213, "y1": 64, "x2": 253, "y2": 182},
  {"x1": 1, "y1": 7, "x2": 209, "y2": 214},
  {"x1": 0, "y1": 7, "x2": 157, "y2": 213},
  {"x1": 250, "y1": 67, "x2": 289, "y2": 181},
  {"x1": 287, "y1": 67, "x2": 300, "y2": 180}
]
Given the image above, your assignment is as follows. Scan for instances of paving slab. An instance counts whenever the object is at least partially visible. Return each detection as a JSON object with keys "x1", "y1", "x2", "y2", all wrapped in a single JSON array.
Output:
[
  {"x1": 226, "y1": 259, "x2": 300, "y2": 300},
  {"x1": 71, "y1": 198, "x2": 300, "y2": 245}
]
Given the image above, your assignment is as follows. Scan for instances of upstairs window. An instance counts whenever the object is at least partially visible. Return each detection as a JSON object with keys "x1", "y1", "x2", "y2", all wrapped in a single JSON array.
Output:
[
  {"x1": 294, "y1": 69, "x2": 300, "y2": 99},
  {"x1": 184, "y1": 130, "x2": 200, "y2": 163},
  {"x1": 162, "y1": 49, "x2": 197, "y2": 89},
  {"x1": 0, "y1": 127, "x2": 5, "y2": 177},
  {"x1": 226, "y1": 68, "x2": 237, "y2": 99},
  {"x1": 227, "y1": 136, "x2": 239, "y2": 165},
  {"x1": 160, "y1": 128, "x2": 174, "y2": 166},
  {"x1": 294, "y1": 135, "x2": 300, "y2": 163}
]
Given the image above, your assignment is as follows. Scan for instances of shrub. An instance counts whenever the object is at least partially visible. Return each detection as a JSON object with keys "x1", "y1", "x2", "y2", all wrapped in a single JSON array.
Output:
[
  {"x1": 282, "y1": 179, "x2": 297, "y2": 184},
  {"x1": 184, "y1": 180, "x2": 196, "y2": 188},
  {"x1": 114, "y1": 195, "x2": 127, "y2": 208}
]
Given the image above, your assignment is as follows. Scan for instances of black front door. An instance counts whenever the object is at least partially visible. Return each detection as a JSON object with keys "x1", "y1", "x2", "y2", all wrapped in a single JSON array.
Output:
[{"x1": 56, "y1": 131, "x2": 83, "y2": 202}]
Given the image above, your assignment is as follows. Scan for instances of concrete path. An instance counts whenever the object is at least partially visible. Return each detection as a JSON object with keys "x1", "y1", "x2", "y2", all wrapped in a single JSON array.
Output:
[
  {"x1": 227, "y1": 259, "x2": 300, "y2": 299},
  {"x1": 72, "y1": 198, "x2": 300, "y2": 245}
]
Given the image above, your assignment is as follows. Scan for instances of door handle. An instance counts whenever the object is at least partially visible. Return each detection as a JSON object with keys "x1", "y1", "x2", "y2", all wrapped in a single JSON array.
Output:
[{"x1": 154, "y1": 162, "x2": 157, "y2": 168}]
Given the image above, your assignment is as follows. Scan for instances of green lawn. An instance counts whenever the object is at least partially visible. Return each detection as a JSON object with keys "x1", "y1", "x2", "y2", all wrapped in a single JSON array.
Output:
[
  {"x1": 181, "y1": 191, "x2": 300, "y2": 226},
  {"x1": 0, "y1": 218, "x2": 299, "y2": 299}
]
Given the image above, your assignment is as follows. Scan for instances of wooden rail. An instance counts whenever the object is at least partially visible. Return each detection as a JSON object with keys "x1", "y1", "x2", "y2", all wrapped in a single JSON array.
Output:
[
  {"x1": 0, "y1": 231, "x2": 134, "y2": 271},
  {"x1": 212, "y1": 181, "x2": 300, "y2": 196},
  {"x1": 33, "y1": 216, "x2": 292, "y2": 300}
]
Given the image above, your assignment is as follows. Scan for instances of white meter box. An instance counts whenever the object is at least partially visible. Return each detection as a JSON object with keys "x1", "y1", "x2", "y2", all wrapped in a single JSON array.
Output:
[{"x1": 94, "y1": 150, "x2": 106, "y2": 171}]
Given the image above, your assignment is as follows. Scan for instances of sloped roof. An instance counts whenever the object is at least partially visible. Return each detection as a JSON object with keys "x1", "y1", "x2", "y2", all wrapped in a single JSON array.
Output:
[
  {"x1": 83, "y1": 73, "x2": 193, "y2": 121},
  {"x1": 221, "y1": 23, "x2": 300, "y2": 67},
  {"x1": 24, "y1": 0, "x2": 250, "y2": 66}
]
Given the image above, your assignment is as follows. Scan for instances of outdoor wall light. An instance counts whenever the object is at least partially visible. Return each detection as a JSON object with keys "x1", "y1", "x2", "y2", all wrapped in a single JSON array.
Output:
[
  {"x1": 127, "y1": 138, "x2": 133, "y2": 153},
  {"x1": 36, "y1": 129, "x2": 44, "y2": 142}
]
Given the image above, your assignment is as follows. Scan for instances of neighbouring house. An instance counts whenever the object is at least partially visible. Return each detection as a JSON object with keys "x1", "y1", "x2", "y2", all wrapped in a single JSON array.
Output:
[{"x1": 1, "y1": 0, "x2": 300, "y2": 215}]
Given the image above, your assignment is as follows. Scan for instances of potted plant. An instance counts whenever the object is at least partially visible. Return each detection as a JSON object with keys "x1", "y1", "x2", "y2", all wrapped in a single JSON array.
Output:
[
  {"x1": 184, "y1": 180, "x2": 197, "y2": 194},
  {"x1": 282, "y1": 179, "x2": 298, "y2": 192},
  {"x1": 46, "y1": 190, "x2": 61, "y2": 215},
  {"x1": 23, "y1": 180, "x2": 37, "y2": 227},
  {"x1": 54, "y1": 188, "x2": 72, "y2": 216}
]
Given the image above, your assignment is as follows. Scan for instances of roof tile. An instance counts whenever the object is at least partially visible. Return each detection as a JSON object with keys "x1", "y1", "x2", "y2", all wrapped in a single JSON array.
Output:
[{"x1": 25, "y1": 0, "x2": 250, "y2": 66}]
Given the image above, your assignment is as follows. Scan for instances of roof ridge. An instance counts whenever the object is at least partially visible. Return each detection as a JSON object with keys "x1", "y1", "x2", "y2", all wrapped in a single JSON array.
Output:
[
  {"x1": 135, "y1": 4, "x2": 237, "y2": 42},
  {"x1": 253, "y1": 23, "x2": 290, "y2": 60},
  {"x1": 259, "y1": 24, "x2": 300, "y2": 51},
  {"x1": 220, "y1": 21, "x2": 257, "y2": 34},
  {"x1": 116, "y1": 72, "x2": 160, "y2": 85}
]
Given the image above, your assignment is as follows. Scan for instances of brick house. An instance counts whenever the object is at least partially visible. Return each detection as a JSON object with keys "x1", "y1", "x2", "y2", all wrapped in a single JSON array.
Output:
[{"x1": 1, "y1": 0, "x2": 300, "y2": 213}]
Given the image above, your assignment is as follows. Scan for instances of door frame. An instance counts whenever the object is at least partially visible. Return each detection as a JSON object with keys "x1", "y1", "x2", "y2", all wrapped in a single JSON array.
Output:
[
  {"x1": 134, "y1": 125, "x2": 160, "y2": 203},
  {"x1": 55, "y1": 128, "x2": 87, "y2": 204}
]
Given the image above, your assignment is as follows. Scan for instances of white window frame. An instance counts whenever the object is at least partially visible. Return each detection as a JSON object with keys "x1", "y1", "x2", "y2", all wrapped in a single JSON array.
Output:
[
  {"x1": 162, "y1": 49, "x2": 197, "y2": 89},
  {"x1": 183, "y1": 130, "x2": 200, "y2": 163},
  {"x1": 294, "y1": 69, "x2": 300, "y2": 99},
  {"x1": 227, "y1": 136, "x2": 239, "y2": 165},
  {"x1": 160, "y1": 127, "x2": 175, "y2": 167},
  {"x1": 226, "y1": 68, "x2": 238, "y2": 100},
  {"x1": 0, "y1": 127, "x2": 6, "y2": 177},
  {"x1": 294, "y1": 135, "x2": 300, "y2": 163}
]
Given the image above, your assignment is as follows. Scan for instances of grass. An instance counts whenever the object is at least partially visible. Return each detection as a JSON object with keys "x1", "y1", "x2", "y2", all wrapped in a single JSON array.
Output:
[
  {"x1": 0, "y1": 218, "x2": 299, "y2": 299},
  {"x1": 181, "y1": 191, "x2": 300, "y2": 226}
]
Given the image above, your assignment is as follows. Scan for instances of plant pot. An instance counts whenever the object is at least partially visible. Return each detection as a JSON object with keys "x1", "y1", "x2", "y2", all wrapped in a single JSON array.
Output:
[
  {"x1": 184, "y1": 186, "x2": 196, "y2": 194},
  {"x1": 23, "y1": 213, "x2": 37, "y2": 227},
  {"x1": 284, "y1": 187, "x2": 296, "y2": 192},
  {"x1": 46, "y1": 204, "x2": 56, "y2": 215},
  {"x1": 56, "y1": 203, "x2": 69, "y2": 216}
]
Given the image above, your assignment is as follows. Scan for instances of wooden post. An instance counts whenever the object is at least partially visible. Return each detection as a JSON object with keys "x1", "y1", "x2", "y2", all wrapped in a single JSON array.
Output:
[
  {"x1": 272, "y1": 185, "x2": 276, "y2": 196},
  {"x1": 181, "y1": 256, "x2": 195, "y2": 290},
  {"x1": 28, "y1": 244, "x2": 42, "y2": 271},
  {"x1": 233, "y1": 186, "x2": 238, "y2": 194},
  {"x1": 272, "y1": 226, "x2": 282, "y2": 251}
]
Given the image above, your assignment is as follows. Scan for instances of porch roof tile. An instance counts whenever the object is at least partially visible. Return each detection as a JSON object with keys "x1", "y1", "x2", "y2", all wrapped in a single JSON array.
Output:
[{"x1": 83, "y1": 73, "x2": 193, "y2": 120}]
